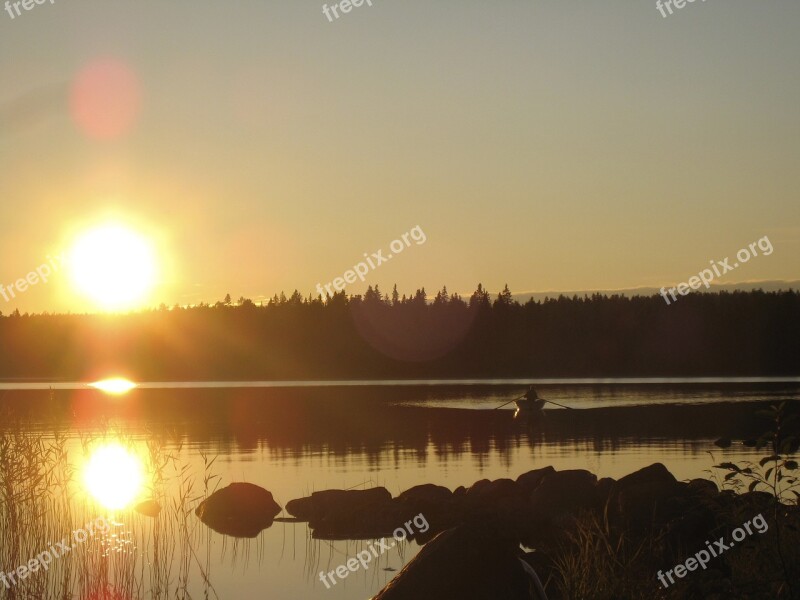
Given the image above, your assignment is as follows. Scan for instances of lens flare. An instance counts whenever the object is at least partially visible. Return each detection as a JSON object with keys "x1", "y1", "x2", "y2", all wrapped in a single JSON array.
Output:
[{"x1": 70, "y1": 58, "x2": 141, "y2": 140}]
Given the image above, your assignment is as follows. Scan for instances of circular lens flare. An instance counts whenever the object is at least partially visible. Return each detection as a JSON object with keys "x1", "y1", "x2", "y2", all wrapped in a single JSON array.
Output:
[
  {"x1": 70, "y1": 59, "x2": 141, "y2": 140},
  {"x1": 84, "y1": 443, "x2": 144, "y2": 510}
]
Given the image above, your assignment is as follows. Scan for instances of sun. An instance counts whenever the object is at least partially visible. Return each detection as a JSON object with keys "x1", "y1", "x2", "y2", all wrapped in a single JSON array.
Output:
[{"x1": 68, "y1": 224, "x2": 157, "y2": 310}]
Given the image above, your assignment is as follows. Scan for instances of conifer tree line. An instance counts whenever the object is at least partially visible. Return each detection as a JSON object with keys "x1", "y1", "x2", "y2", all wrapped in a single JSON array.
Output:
[{"x1": 0, "y1": 285, "x2": 797, "y2": 380}]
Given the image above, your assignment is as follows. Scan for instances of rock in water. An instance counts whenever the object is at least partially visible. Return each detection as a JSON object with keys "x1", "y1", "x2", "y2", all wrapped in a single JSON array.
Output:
[
  {"x1": 374, "y1": 521, "x2": 540, "y2": 600},
  {"x1": 286, "y1": 487, "x2": 393, "y2": 523},
  {"x1": 195, "y1": 482, "x2": 281, "y2": 538},
  {"x1": 135, "y1": 499, "x2": 162, "y2": 518},
  {"x1": 286, "y1": 487, "x2": 400, "y2": 539},
  {"x1": 396, "y1": 484, "x2": 452, "y2": 506}
]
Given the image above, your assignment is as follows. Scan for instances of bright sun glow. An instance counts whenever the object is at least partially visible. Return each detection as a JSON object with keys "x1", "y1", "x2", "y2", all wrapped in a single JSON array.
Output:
[
  {"x1": 69, "y1": 224, "x2": 157, "y2": 310},
  {"x1": 84, "y1": 442, "x2": 144, "y2": 510},
  {"x1": 89, "y1": 378, "x2": 137, "y2": 394}
]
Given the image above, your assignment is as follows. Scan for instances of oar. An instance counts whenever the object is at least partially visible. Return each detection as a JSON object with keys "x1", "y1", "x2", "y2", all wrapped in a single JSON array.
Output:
[
  {"x1": 495, "y1": 394, "x2": 576, "y2": 410},
  {"x1": 494, "y1": 395, "x2": 526, "y2": 410},
  {"x1": 542, "y1": 398, "x2": 575, "y2": 410}
]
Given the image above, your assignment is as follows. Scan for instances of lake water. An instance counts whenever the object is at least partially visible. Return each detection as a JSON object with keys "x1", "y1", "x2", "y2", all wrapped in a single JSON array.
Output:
[{"x1": 1, "y1": 378, "x2": 797, "y2": 599}]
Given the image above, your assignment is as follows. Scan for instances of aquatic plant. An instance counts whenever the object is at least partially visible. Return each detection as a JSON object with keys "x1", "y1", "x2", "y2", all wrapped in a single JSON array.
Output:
[
  {"x1": 0, "y1": 411, "x2": 221, "y2": 600},
  {"x1": 712, "y1": 401, "x2": 799, "y2": 598}
]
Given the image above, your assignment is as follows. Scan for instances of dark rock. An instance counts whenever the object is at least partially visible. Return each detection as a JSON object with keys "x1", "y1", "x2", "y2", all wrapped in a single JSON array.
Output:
[
  {"x1": 311, "y1": 500, "x2": 405, "y2": 540},
  {"x1": 520, "y1": 471, "x2": 608, "y2": 549},
  {"x1": 659, "y1": 503, "x2": 720, "y2": 561},
  {"x1": 529, "y1": 469, "x2": 599, "y2": 521},
  {"x1": 685, "y1": 478, "x2": 719, "y2": 499},
  {"x1": 466, "y1": 479, "x2": 492, "y2": 497},
  {"x1": 195, "y1": 482, "x2": 281, "y2": 538},
  {"x1": 397, "y1": 484, "x2": 452, "y2": 505},
  {"x1": 729, "y1": 490, "x2": 775, "y2": 515},
  {"x1": 608, "y1": 463, "x2": 682, "y2": 529},
  {"x1": 465, "y1": 478, "x2": 528, "y2": 521},
  {"x1": 516, "y1": 466, "x2": 556, "y2": 494},
  {"x1": 467, "y1": 478, "x2": 521, "y2": 501},
  {"x1": 286, "y1": 487, "x2": 392, "y2": 523},
  {"x1": 615, "y1": 462, "x2": 677, "y2": 489},
  {"x1": 374, "y1": 521, "x2": 539, "y2": 600},
  {"x1": 285, "y1": 496, "x2": 315, "y2": 521},
  {"x1": 395, "y1": 484, "x2": 458, "y2": 542},
  {"x1": 596, "y1": 477, "x2": 617, "y2": 507},
  {"x1": 135, "y1": 499, "x2": 161, "y2": 518},
  {"x1": 521, "y1": 551, "x2": 557, "y2": 598},
  {"x1": 287, "y1": 487, "x2": 398, "y2": 539}
]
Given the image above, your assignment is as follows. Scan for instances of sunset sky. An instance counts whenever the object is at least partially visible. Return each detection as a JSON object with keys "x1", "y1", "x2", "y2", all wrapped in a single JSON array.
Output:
[{"x1": 1, "y1": 0, "x2": 799, "y2": 313}]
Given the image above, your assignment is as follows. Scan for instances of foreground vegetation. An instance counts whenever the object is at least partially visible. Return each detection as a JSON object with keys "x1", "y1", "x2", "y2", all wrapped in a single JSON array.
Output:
[
  {"x1": 548, "y1": 402, "x2": 800, "y2": 599},
  {"x1": 0, "y1": 413, "x2": 222, "y2": 600}
]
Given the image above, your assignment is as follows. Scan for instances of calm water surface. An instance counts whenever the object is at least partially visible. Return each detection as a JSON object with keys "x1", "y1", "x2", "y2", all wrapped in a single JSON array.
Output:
[{"x1": 1, "y1": 378, "x2": 797, "y2": 599}]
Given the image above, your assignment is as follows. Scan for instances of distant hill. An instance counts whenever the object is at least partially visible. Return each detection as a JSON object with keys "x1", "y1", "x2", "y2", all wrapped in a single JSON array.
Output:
[{"x1": 512, "y1": 280, "x2": 800, "y2": 303}]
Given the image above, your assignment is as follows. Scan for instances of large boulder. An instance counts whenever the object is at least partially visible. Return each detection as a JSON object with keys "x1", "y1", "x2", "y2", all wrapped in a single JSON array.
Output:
[
  {"x1": 656, "y1": 477, "x2": 721, "y2": 552},
  {"x1": 465, "y1": 478, "x2": 528, "y2": 520},
  {"x1": 286, "y1": 487, "x2": 392, "y2": 522},
  {"x1": 520, "y1": 469, "x2": 600, "y2": 548},
  {"x1": 285, "y1": 496, "x2": 315, "y2": 521},
  {"x1": 608, "y1": 463, "x2": 683, "y2": 530},
  {"x1": 374, "y1": 521, "x2": 540, "y2": 600},
  {"x1": 286, "y1": 487, "x2": 398, "y2": 539},
  {"x1": 397, "y1": 484, "x2": 452, "y2": 505},
  {"x1": 516, "y1": 466, "x2": 556, "y2": 494},
  {"x1": 395, "y1": 484, "x2": 458, "y2": 542},
  {"x1": 684, "y1": 478, "x2": 718, "y2": 500},
  {"x1": 595, "y1": 477, "x2": 617, "y2": 507},
  {"x1": 466, "y1": 478, "x2": 521, "y2": 501},
  {"x1": 529, "y1": 469, "x2": 599, "y2": 521},
  {"x1": 659, "y1": 502, "x2": 720, "y2": 562},
  {"x1": 195, "y1": 482, "x2": 281, "y2": 538},
  {"x1": 465, "y1": 479, "x2": 492, "y2": 496}
]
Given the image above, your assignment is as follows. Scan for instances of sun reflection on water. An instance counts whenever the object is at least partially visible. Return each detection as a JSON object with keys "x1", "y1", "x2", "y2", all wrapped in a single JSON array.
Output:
[
  {"x1": 83, "y1": 442, "x2": 145, "y2": 510},
  {"x1": 89, "y1": 378, "x2": 137, "y2": 394}
]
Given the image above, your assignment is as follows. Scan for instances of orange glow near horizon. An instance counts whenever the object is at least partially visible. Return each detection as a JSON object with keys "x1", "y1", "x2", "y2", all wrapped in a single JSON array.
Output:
[{"x1": 89, "y1": 378, "x2": 138, "y2": 394}]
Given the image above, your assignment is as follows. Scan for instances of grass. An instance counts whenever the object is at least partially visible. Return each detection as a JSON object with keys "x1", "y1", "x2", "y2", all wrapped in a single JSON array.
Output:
[
  {"x1": 549, "y1": 505, "x2": 800, "y2": 600},
  {"x1": 549, "y1": 509, "x2": 662, "y2": 600}
]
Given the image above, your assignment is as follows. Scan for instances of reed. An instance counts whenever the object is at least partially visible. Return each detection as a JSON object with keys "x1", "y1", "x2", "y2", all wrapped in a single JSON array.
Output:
[
  {"x1": 550, "y1": 509, "x2": 659, "y2": 600},
  {"x1": 0, "y1": 411, "x2": 221, "y2": 600}
]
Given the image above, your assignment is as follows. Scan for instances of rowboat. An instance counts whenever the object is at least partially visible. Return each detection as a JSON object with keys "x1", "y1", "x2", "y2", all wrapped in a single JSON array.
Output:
[{"x1": 514, "y1": 397, "x2": 545, "y2": 420}]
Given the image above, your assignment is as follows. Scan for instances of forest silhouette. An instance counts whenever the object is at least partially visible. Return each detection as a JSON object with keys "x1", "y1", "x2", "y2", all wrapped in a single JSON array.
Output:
[{"x1": 0, "y1": 285, "x2": 797, "y2": 380}]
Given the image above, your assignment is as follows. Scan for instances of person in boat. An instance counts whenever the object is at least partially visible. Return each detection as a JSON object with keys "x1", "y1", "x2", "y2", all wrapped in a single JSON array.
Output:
[
  {"x1": 514, "y1": 386, "x2": 546, "y2": 418},
  {"x1": 515, "y1": 386, "x2": 546, "y2": 412}
]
